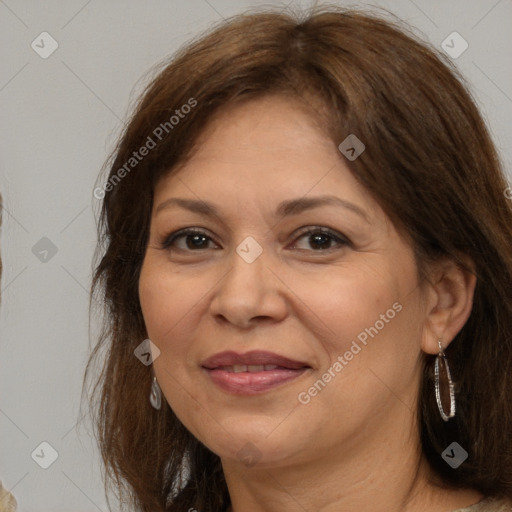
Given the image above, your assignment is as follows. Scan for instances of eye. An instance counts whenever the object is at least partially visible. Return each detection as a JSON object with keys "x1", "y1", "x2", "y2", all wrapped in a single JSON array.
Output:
[
  {"x1": 160, "y1": 226, "x2": 350, "y2": 253},
  {"x1": 160, "y1": 228, "x2": 218, "y2": 251},
  {"x1": 290, "y1": 227, "x2": 350, "y2": 251}
]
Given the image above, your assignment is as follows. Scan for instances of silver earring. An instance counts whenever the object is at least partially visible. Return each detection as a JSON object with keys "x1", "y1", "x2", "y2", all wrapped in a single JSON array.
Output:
[
  {"x1": 150, "y1": 376, "x2": 162, "y2": 410},
  {"x1": 434, "y1": 340, "x2": 455, "y2": 421}
]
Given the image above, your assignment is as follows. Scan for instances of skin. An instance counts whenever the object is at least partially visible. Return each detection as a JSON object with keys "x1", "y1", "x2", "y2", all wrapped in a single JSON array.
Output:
[{"x1": 138, "y1": 95, "x2": 481, "y2": 512}]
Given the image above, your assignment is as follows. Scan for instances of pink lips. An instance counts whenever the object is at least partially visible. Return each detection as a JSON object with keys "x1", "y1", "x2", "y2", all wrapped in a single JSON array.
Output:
[{"x1": 201, "y1": 350, "x2": 310, "y2": 395}]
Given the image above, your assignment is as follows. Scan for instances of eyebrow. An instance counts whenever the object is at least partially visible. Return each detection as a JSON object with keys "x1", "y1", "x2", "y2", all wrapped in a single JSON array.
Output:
[{"x1": 155, "y1": 195, "x2": 370, "y2": 223}]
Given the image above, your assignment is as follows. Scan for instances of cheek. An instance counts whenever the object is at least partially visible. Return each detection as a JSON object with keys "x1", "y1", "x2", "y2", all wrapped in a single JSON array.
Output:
[
  {"x1": 288, "y1": 255, "x2": 422, "y2": 388},
  {"x1": 138, "y1": 257, "x2": 202, "y2": 350},
  {"x1": 138, "y1": 257, "x2": 225, "y2": 443},
  {"x1": 291, "y1": 268, "x2": 422, "y2": 431},
  {"x1": 289, "y1": 260, "x2": 402, "y2": 349}
]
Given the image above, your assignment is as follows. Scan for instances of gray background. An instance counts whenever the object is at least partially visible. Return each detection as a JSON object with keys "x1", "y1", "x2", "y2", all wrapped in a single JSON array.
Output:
[{"x1": 0, "y1": 0, "x2": 511, "y2": 510}]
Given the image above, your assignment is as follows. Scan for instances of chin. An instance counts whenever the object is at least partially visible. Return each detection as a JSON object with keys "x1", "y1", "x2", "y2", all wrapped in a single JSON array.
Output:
[{"x1": 194, "y1": 418, "x2": 305, "y2": 468}]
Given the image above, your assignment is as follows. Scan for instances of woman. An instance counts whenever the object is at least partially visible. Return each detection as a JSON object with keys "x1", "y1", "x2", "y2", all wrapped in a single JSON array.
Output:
[{"x1": 86, "y1": 6, "x2": 512, "y2": 512}]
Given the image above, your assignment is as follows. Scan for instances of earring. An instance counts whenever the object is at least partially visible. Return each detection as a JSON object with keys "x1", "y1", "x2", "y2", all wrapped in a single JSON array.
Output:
[
  {"x1": 150, "y1": 376, "x2": 162, "y2": 410},
  {"x1": 434, "y1": 339, "x2": 455, "y2": 421}
]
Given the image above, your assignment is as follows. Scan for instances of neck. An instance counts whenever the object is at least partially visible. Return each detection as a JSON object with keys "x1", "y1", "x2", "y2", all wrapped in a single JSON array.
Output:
[{"x1": 221, "y1": 406, "x2": 482, "y2": 512}]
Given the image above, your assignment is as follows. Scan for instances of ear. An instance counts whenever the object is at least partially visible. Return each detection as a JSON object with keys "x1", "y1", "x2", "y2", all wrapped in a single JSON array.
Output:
[{"x1": 420, "y1": 255, "x2": 477, "y2": 355}]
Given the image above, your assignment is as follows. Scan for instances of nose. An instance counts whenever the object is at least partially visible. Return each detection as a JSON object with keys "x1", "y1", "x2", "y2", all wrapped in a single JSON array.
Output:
[{"x1": 209, "y1": 241, "x2": 288, "y2": 329}]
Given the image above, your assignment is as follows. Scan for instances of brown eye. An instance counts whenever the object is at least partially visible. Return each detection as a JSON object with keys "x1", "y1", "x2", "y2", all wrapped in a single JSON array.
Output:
[
  {"x1": 161, "y1": 229, "x2": 218, "y2": 251},
  {"x1": 291, "y1": 228, "x2": 349, "y2": 251}
]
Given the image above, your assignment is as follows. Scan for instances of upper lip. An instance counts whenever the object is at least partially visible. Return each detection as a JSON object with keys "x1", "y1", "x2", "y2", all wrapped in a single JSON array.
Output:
[{"x1": 201, "y1": 350, "x2": 310, "y2": 370}]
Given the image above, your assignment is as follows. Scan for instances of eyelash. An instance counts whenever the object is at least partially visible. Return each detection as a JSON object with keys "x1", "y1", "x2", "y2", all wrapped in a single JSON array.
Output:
[{"x1": 160, "y1": 226, "x2": 350, "y2": 253}]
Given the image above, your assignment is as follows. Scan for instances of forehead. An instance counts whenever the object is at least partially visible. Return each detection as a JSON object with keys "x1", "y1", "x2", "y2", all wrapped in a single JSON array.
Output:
[
  {"x1": 153, "y1": 95, "x2": 371, "y2": 207},
  {"x1": 188, "y1": 94, "x2": 332, "y2": 154}
]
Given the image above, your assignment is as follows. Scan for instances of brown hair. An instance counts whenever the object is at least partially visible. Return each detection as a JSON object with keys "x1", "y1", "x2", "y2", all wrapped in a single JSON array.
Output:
[{"x1": 85, "y1": 5, "x2": 512, "y2": 511}]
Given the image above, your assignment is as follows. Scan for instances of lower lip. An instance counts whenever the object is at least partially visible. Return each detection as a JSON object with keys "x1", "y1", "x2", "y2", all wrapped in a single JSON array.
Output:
[{"x1": 203, "y1": 367, "x2": 309, "y2": 395}]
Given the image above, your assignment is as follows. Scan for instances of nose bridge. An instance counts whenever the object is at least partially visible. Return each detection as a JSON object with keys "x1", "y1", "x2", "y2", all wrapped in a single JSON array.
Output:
[
  {"x1": 210, "y1": 234, "x2": 286, "y2": 326},
  {"x1": 224, "y1": 234, "x2": 268, "y2": 299},
  {"x1": 235, "y1": 235, "x2": 265, "y2": 266}
]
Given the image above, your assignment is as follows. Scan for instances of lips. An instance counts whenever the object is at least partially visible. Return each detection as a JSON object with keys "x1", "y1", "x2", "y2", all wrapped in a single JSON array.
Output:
[
  {"x1": 217, "y1": 364, "x2": 280, "y2": 373},
  {"x1": 201, "y1": 350, "x2": 310, "y2": 371},
  {"x1": 201, "y1": 350, "x2": 311, "y2": 395}
]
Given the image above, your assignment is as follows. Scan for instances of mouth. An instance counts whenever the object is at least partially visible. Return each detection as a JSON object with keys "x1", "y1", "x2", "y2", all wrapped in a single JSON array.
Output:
[
  {"x1": 201, "y1": 350, "x2": 310, "y2": 370},
  {"x1": 201, "y1": 350, "x2": 311, "y2": 395},
  {"x1": 214, "y1": 364, "x2": 284, "y2": 373}
]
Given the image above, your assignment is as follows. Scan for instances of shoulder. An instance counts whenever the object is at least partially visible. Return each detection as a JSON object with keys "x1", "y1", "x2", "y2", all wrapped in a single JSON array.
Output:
[
  {"x1": 454, "y1": 497, "x2": 512, "y2": 512},
  {"x1": 0, "y1": 480, "x2": 17, "y2": 512}
]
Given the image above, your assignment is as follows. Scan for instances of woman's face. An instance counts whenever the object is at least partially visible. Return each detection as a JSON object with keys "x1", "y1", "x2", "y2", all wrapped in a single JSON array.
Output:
[{"x1": 139, "y1": 95, "x2": 429, "y2": 469}]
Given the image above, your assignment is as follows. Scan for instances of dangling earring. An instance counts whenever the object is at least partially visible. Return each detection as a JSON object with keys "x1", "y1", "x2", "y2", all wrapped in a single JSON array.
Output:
[
  {"x1": 150, "y1": 376, "x2": 162, "y2": 410},
  {"x1": 434, "y1": 339, "x2": 455, "y2": 421}
]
